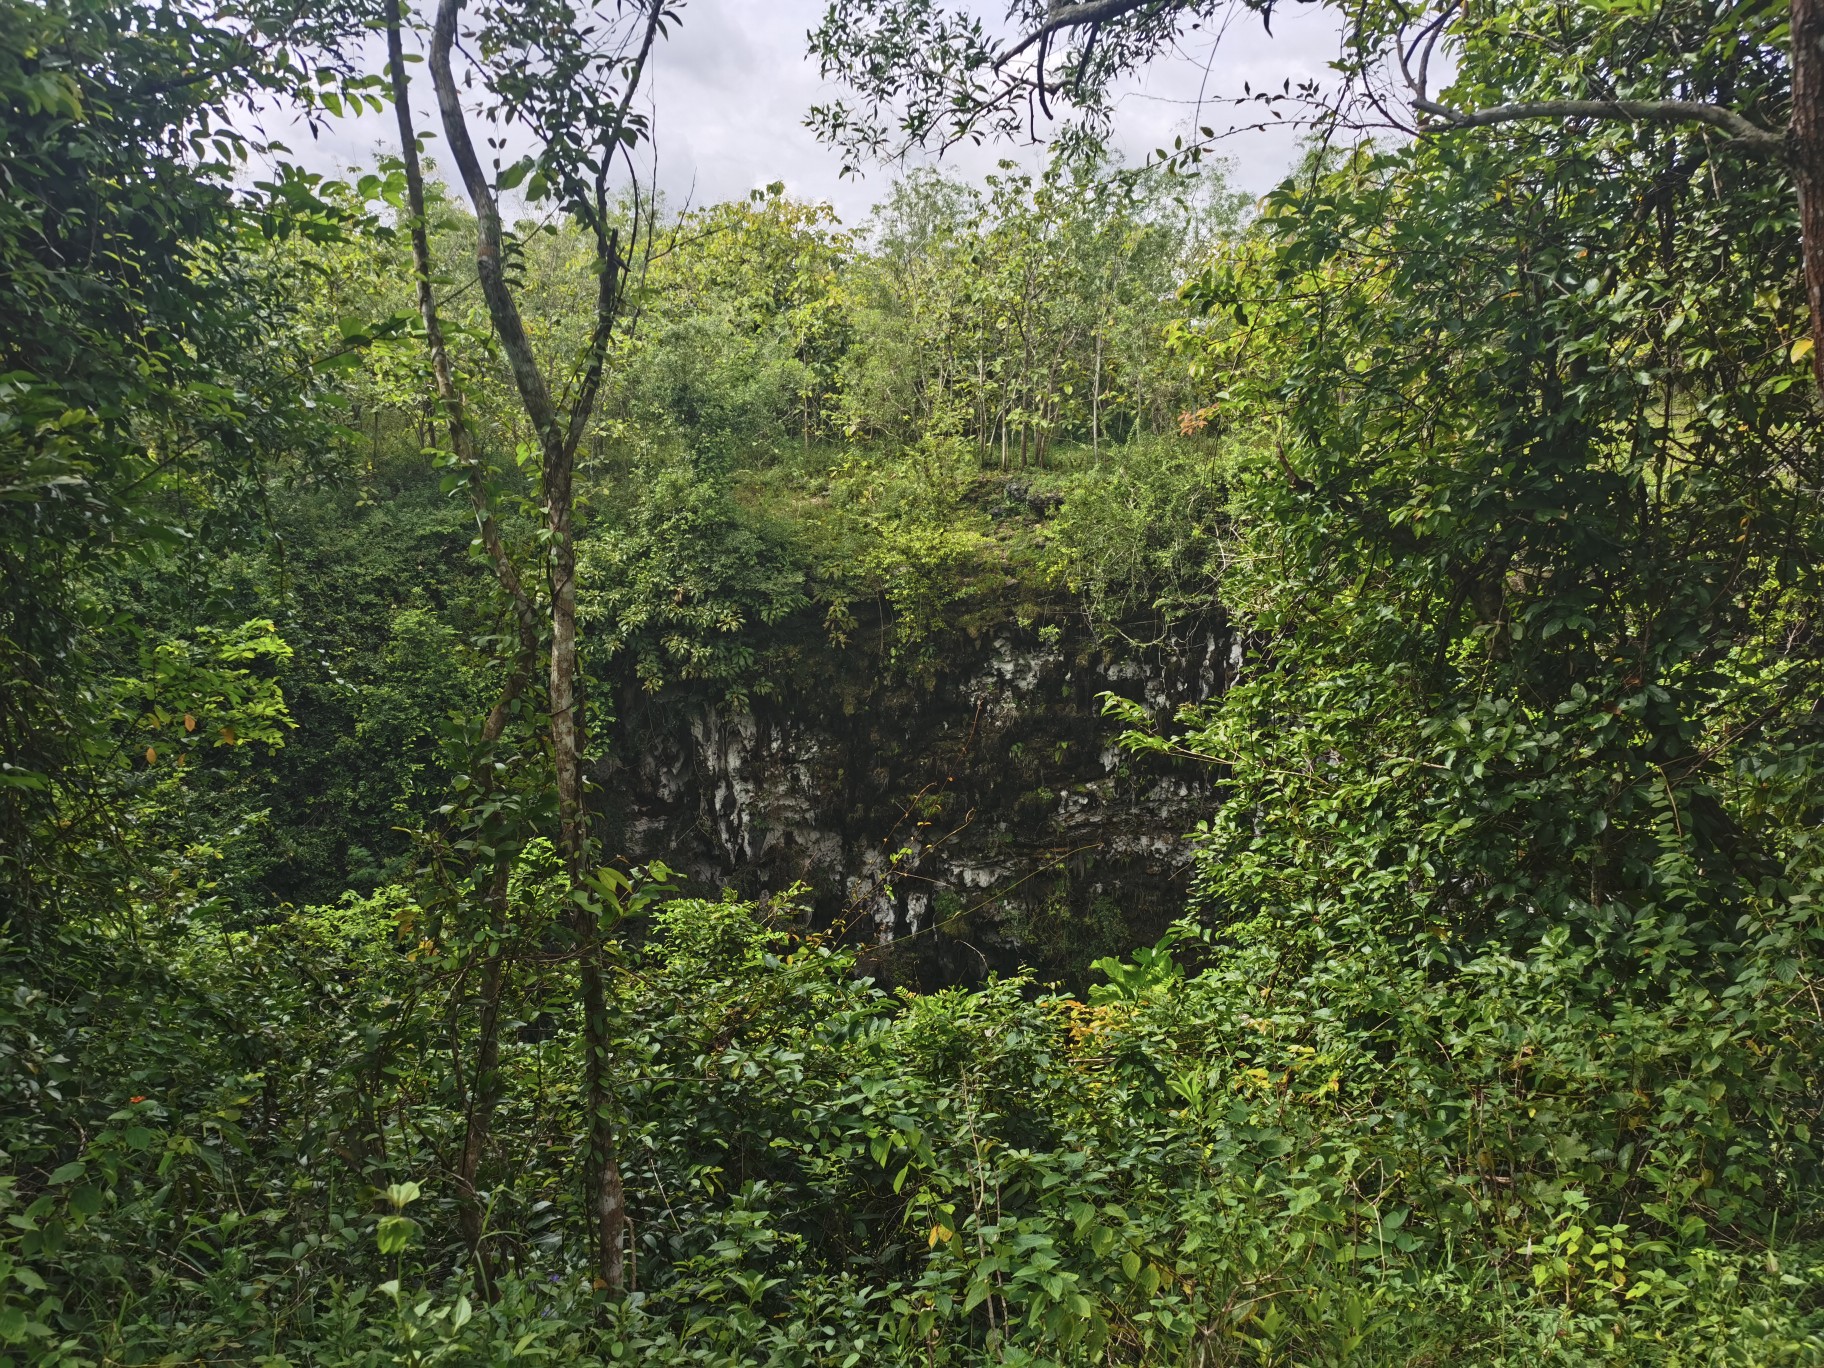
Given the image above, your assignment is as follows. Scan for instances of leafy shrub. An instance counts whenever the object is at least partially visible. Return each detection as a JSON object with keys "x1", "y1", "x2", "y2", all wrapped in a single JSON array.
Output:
[{"x1": 578, "y1": 447, "x2": 809, "y2": 702}]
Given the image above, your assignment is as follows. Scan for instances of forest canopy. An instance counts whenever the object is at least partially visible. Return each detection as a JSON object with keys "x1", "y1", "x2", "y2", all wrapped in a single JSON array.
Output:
[{"x1": 2, "y1": 0, "x2": 1822, "y2": 1363}]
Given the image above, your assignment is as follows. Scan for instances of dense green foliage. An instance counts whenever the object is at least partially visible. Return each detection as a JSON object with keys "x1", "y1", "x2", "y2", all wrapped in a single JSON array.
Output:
[
  {"x1": 0, "y1": 0, "x2": 381, "y2": 925},
  {"x1": 4, "y1": 0, "x2": 1823, "y2": 1362}
]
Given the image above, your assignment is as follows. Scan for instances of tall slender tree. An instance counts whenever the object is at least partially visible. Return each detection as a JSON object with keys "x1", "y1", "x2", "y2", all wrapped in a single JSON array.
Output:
[{"x1": 386, "y1": 0, "x2": 672, "y2": 1294}]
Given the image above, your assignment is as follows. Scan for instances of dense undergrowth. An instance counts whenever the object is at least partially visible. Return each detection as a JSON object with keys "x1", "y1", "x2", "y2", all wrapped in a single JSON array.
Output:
[{"x1": 7, "y1": 886, "x2": 1820, "y2": 1365}]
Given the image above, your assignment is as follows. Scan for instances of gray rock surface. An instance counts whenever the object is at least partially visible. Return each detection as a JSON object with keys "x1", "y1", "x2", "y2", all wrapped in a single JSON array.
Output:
[{"x1": 601, "y1": 605, "x2": 1233, "y2": 988}]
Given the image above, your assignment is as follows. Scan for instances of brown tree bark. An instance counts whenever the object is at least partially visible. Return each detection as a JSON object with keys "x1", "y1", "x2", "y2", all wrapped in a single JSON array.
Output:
[
  {"x1": 1410, "y1": 0, "x2": 1823, "y2": 390},
  {"x1": 1794, "y1": 0, "x2": 1824, "y2": 389}
]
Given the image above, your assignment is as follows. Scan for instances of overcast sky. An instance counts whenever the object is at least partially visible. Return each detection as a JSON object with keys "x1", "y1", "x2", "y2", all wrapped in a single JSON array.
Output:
[{"x1": 276, "y1": 1, "x2": 1345, "y2": 224}]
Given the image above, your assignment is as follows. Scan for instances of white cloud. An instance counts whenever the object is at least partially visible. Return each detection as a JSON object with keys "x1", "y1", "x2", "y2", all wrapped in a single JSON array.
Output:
[{"x1": 269, "y1": 0, "x2": 1344, "y2": 224}]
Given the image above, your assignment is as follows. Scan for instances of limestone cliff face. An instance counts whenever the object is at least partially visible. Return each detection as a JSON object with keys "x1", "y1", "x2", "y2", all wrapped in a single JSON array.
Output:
[{"x1": 600, "y1": 606, "x2": 1233, "y2": 988}]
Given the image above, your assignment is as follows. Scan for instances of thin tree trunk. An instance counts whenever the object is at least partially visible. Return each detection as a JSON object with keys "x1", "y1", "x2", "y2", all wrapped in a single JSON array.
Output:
[
  {"x1": 386, "y1": 2, "x2": 537, "y2": 1296},
  {"x1": 976, "y1": 349, "x2": 989, "y2": 457},
  {"x1": 1037, "y1": 352, "x2": 1059, "y2": 468},
  {"x1": 1796, "y1": 0, "x2": 1824, "y2": 389},
  {"x1": 385, "y1": 3, "x2": 539, "y2": 685},
  {"x1": 1017, "y1": 277, "x2": 1035, "y2": 469},
  {"x1": 542, "y1": 391, "x2": 626, "y2": 1294},
  {"x1": 427, "y1": 0, "x2": 658, "y2": 1295},
  {"x1": 455, "y1": 865, "x2": 510, "y2": 1296}
]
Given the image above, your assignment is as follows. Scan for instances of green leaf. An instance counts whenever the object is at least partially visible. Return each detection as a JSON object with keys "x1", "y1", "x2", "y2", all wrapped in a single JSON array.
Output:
[
  {"x1": 497, "y1": 156, "x2": 536, "y2": 192},
  {"x1": 376, "y1": 1214, "x2": 416, "y2": 1255}
]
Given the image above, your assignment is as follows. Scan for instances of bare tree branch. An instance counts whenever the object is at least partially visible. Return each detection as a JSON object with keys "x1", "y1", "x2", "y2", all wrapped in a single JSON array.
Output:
[
  {"x1": 429, "y1": 0, "x2": 564, "y2": 447},
  {"x1": 995, "y1": 0, "x2": 1164, "y2": 70},
  {"x1": 565, "y1": 0, "x2": 666, "y2": 458},
  {"x1": 1413, "y1": 97, "x2": 1785, "y2": 153}
]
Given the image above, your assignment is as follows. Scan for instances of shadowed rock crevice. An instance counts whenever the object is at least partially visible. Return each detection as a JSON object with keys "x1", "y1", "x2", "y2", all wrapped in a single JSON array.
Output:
[{"x1": 600, "y1": 603, "x2": 1233, "y2": 988}]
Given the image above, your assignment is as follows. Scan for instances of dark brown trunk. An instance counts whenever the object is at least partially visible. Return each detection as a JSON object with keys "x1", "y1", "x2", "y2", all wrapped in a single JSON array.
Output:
[
  {"x1": 1795, "y1": 0, "x2": 1824, "y2": 389},
  {"x1": 573, "y1": 928, "x2": 626, "y2": 1292}
]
